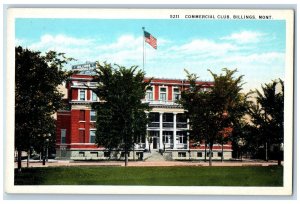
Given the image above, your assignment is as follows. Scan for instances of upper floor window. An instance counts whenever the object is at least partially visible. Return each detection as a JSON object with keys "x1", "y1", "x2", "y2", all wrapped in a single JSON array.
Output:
[
  {"x1": 146, "y1": 86, "x2": 153, "y2": 101},
  {"x1": 160, "y1": 87, "x2": 167, "y2": 101},
  {"x1": 173, "y1": 87, "x2": 181, "y2": 101},
  {"x1": 79, "y1": 89, "x2": 86, "y2": 101},
  {"x1": 163, "y1": 113, "x2": 173, "y2": 122},
  {"x1": 91, "y1": 91, "x2": 98, "y2": 101},
  {"x1": 90, "y1": 110, "x2": 96, "y2": 122}
]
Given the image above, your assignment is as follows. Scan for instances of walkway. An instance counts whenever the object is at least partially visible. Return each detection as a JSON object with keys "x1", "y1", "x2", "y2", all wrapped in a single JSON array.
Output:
[{"x1": 15, "y1": 159, "x2": 282, "y2": 168}]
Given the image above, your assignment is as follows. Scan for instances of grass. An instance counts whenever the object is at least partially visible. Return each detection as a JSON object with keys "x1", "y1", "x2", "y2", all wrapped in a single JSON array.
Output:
[{"x1": 14, "y1": 166, "x2": 283, "y2": 186}]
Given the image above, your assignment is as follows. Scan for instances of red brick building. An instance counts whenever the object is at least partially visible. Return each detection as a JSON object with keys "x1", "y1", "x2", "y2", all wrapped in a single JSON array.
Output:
[{"x1": 56, "y1": 62, "x2": 233, "y2": 160}]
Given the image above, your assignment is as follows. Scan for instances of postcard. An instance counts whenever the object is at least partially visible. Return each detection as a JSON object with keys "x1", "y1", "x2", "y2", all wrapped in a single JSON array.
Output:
[{"x1": 5, "y1": 8, "x2": 294, "y2": 195}]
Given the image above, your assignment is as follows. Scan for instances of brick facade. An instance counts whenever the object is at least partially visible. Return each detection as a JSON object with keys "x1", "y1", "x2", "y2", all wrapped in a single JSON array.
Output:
[{"x1": 56, "y1": 62, "x2": 232, "y2": 161}]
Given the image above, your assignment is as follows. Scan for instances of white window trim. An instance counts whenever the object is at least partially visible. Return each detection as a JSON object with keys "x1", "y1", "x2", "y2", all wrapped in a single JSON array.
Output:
[
  {"x1": 146, "y1": 86, "x2": 154, "y2": 101},
  {"x1": 61, "y1": 129, "x2": 66, "y2": 144},
  {"x1": 78, "y1": 89, "x2": 87, "y2": 101},
  {"x1": 172, "y1": 86, "x2": 181, "y2": 101},
  {"x1": 90, "y1": 90, "x2": 98, "y2": 102},
  {"x1": 90, "y1": 110, "x2": 96, "y2": 122},
  {"x1": 162, "y1": 132, "x2": 172, "y2": 144},
  {"x1": 159, "y1": 85, "x2": 168, "y2": 101},
  {"x1": 89, "y1": 129, "x2": 96, "y2": 143}
]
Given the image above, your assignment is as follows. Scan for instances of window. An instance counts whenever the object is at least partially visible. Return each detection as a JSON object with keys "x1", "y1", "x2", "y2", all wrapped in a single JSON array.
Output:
[
  {"x1": 178, "y1": 132, "x2": 187, "y2": 144},
  {"x1": 207, "y1": 152, "x2": 213, "y2": 157},
  {"x1": 160, "y1": 87, "x2": 167, "y2": 101},
  {"x1": 61, "y1": 129, "x2": 66, "y2": 144},
  {"x1": 163, "y1": 113, "x2": 173, "y2": 122},
  {"x1": 121, "y1": 152, "x2": 130, "y2": 157},
  {"x1": 90, "y1": 152, "x2": 98, "y2": 157},
  {"x1": 79, "y1": 152, "x2": 85, "y2": 157},
  {"x1": 178, "y1": 152, "x2": 186, "y2": 157},
  {"x1": 91, "y1": 91, "x2": 98, "y2": 101},
  {"x1": 146, "y1": 87, "x2": 153, "y2": 101},
  {"x1": 79, "y1": 129, "x2": 85, "y2": 143},
  {"x1": 162, "y1": 136, "x2": 169, "y2": 143},
  {"x1": 163, "y1": 131, "x2": 173, "y2": 144},
  {"x1": 197, "y1": 152, "x2": 202, "y2": 157},
  {"x1": 79, "y1": 89, "x2": 86, "y2": 101},
  {"x1": 90, "y1": 130, "x2": 96, "y2": 143},
  {"x1": 173, "y1": 87, "x2": 181, "y2": 101},
  {"x1": 90, "y1": 110, "x2": 96, "y2": 122},
  {"x1": 79, "y1": 110, "x2": 85, "y2": 121},
  {"x1": 104, "y1": 152, "x2": 110, "y2": 157},
  {"x1": 218, "y1": 152, "x2": 223, "y2": 157}
]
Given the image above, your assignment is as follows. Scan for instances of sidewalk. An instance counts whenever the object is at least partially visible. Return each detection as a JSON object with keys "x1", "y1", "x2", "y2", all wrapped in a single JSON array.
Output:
[{"x1": 15, "y1": 159, "x2": 282, "y2": 168}]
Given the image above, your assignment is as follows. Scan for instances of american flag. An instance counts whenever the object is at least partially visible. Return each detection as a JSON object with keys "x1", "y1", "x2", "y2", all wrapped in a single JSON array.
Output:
[{"x1": 144, "y1": 31, "x2": 157, "y2": 49}]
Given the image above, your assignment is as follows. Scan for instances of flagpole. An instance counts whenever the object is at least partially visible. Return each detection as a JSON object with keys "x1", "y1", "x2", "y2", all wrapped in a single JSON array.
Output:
[{"x1": 142, "y1": 27, "x2": 145, "y2": 71}]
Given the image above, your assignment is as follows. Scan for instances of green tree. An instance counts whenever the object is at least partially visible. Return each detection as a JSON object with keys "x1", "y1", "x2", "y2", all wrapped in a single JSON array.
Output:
[
  {"x1": 15, "y1": 46, "x2": 74, "y2": 172},
  {"x1": 248, "y1": 79, "x2": 284, "y2": 165},
  {"x1": 92, "y1": 62, "x2": 150, "y2": 166},
  {"x1": 180, "y1": 68, "x2": 248, "y2": 166}
]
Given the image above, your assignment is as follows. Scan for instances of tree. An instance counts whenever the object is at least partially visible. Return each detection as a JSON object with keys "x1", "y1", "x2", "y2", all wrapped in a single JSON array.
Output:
[
  {"x1": 92, "y1": 62, "x2": 150, "y2": 166},
  {"x1": 15, "y1": 46, "x2": 74, "y2": 172},
  {"x1": 248, "y1": 79, "x2": 284, "y2": 165},
  {"x1": 180, "y1": 68, "x2": 248, "y2": 166}
]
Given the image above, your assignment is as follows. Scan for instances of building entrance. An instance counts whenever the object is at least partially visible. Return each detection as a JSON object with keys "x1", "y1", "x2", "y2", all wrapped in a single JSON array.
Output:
[{"x1": 152, "y1": 137, "x2": 158, "y2": 149}]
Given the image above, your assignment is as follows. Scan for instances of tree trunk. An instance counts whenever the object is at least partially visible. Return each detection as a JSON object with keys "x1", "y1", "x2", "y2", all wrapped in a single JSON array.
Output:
[
  {"x1": 277, "y1": 154, "x2": 281, "y2": 166},
  {"x1": 277, "y1": 146, "x2": 282, "y2": 166},
  {"x1": 17, "y1": 149, "x2": 22, "y2": 172},
  {"x1": 221, "y1": 142, "x2": 224, "y2": 162},
  {"x1": 265, "y1": 142, "x2": 268, "y2": 162},
  {"x1": 125, "y1": 153, "x2": 128, "y2": 167},
  {"x1": 27, "y1": 149, "x2": 30, "y2": 168},
  {"x1": 125, "y1": 145, "x2": 128, "y2": 167},
  {"x1": 204, "y1": 141, "x2": 207, "y2": 162},
  {"x1": 133, "y1": 145, "x2": 135, "y2": 161},
  {"x1": 209, "y1": 144, "x2": 213, "y2": 166}
]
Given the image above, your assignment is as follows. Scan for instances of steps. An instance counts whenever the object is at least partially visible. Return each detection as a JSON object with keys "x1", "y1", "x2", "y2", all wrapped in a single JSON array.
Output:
[{"x1": 144, "y1": 150, "x2": 165, "y2": 161}]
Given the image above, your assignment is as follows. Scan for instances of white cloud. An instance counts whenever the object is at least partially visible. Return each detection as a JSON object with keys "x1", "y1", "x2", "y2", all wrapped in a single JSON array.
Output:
[
  {"x1": 164, "y1": 39, "x2": 238, "y2": 62},
  {"x1": 221, "y1": 31, "x2": 266, "y2": 44},
  {"x1": 19, "y1": 33, "x2": 285, "y2": 93},
  {"x1": 30, "y1": 34, "x2": 93, "y2": 51},
  {"x1": 221, "y1": 52, "x2": 285, "y2": 65},
  {"x1": 17, "y1": 34, "x2": 97, "y2": 64},
  {"x1": 97, "y1": 35, "x2": 141, "y2": 50}
]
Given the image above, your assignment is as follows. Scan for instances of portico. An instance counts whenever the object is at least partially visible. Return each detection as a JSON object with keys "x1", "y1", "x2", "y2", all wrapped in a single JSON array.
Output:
[{"x1": 146, "y1": 109, "x2": 189, "y2": 151}]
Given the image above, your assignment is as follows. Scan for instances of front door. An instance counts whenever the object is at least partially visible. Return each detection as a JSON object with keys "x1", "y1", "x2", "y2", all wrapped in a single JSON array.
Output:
[{"x1": 153, "y1": 137, "x2": 158, "y2": 149}]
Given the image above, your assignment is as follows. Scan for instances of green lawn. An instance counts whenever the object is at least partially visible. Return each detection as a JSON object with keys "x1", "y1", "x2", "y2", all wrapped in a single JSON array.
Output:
[{"x1": 14, "y1": 166, "x2": 283, "y2": 186}]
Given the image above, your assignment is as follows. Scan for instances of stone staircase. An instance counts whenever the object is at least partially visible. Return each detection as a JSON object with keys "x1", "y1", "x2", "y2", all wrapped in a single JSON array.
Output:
[{"x1": 144, "y1": 150, "x2": 165, "y2": 161}]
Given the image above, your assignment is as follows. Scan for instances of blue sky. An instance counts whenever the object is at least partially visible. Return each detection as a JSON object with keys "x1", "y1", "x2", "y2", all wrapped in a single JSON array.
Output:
[{"x1": 15, "y1": 18, "x2": 286, "y2": 92}]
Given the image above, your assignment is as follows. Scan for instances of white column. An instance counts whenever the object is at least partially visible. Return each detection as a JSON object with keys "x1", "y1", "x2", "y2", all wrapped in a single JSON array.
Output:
[
  {"x1": 187, "y1": 118, "x2": 190, "y2": 149},
  {"x1": 159, "y1": 112, "x2": 163, "y2": 150},
  {"x1": 145, "y1": 132, "x2": 149, "y2": 149},
  {"x1": 173, "y1": 113, "x2": 177, "y2": 149},
  {"x1": 145, "y1": 113, "x2": 149, "y2": 150}
]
